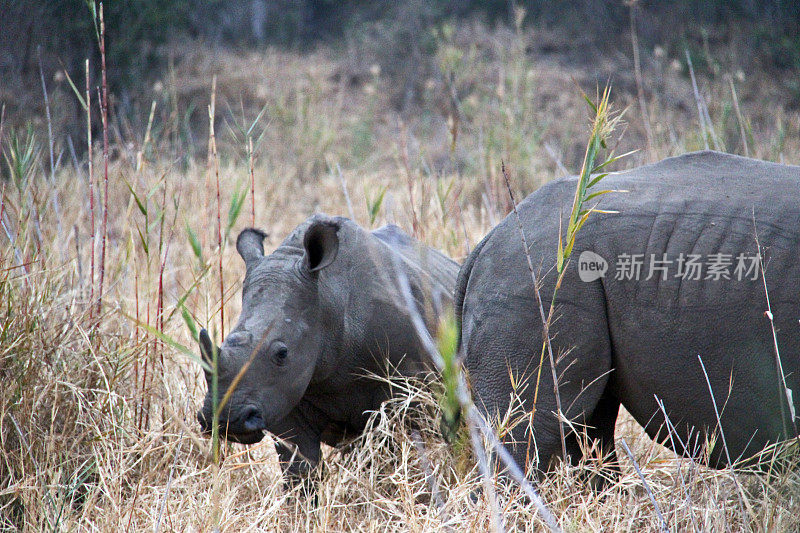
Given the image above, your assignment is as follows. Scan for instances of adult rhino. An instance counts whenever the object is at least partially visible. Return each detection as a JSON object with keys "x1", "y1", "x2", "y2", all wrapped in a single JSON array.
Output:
[
  {"x1": 456, "y1": 151, "x2": 800, "y2": 476},
  {"x1": 197, "y1": 214, "x2": 458, "y2": 485}
]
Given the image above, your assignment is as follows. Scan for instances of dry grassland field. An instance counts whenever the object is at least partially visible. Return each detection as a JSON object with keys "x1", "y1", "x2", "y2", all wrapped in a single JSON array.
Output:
[{"x1": 2, "y1": 6, "x2": 800, "y2": 532}]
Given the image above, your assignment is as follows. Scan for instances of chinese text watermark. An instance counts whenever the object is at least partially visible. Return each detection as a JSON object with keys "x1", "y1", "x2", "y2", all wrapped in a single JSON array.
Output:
[{"x1": 578, "y1": 250, "x2": 760, "y2": 282}]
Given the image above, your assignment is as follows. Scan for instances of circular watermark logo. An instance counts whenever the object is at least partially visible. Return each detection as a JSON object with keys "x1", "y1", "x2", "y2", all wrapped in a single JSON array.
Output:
[{"x1": 578, "y1": 251, "x2": 608, "y2": 282}]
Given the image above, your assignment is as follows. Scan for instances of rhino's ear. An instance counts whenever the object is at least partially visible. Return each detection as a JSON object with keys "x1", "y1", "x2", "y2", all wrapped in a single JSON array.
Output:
[
  {"x1": 303, "y1": 220, "x2": 340, "y2": 273},
  {"x1": 236, "y1": 228, "x2": 268, "y2": 266}
]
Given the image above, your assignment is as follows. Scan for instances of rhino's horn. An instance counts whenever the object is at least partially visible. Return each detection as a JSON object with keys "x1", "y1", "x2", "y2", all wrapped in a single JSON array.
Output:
[
  {"x1": 198, "y1": 328, "x2": 215, "y2": 368},
  {"x1": 236, "y1": 228, "x2": 268, "y2": 266}
]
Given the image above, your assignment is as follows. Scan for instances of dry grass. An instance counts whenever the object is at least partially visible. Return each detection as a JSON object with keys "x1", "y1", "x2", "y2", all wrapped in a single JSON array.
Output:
[{"x1": 2, "y1": 20, "x2": 800, "y2": 531}]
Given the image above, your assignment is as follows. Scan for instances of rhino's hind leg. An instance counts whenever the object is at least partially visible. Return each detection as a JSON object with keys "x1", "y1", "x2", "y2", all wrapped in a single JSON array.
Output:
[
  {"x1": 465, "y1": 329, "x2": 614, "y2": 483},
  {"x1": 564, "y1": 392, "x2": 620, "y2": 489}
]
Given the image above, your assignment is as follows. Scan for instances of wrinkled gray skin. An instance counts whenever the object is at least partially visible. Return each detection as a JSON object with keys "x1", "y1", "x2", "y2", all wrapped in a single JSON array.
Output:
[
  {"x1": 456, "y1": 151, "x2": 800, "y2": 476},
  {"x1": 198, "y1": 214, "x2": 458, "y2": 485}
]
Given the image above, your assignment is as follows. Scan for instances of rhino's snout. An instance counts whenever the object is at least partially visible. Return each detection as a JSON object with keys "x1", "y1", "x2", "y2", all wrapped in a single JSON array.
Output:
[{"x1": 240, "y1": 405, "x2": 265, "y2": 433}]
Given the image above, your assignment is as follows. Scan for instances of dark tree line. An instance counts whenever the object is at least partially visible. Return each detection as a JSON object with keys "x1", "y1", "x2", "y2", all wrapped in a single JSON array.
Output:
[
  {"x1": 2, "y1": 0, "x2": 797, "y2": 81},
  {"x1": 0, "y1": 0, "x2": 797, "y2": 127}
]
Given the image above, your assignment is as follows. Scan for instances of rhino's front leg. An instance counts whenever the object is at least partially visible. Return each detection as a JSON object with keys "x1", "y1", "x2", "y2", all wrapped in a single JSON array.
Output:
[
  {"x1": 275, "y1": 440, "x2": 320, "y2": 498},
  {"x1": 270, "y1": 412, "x2": 323, "y2": 496}
]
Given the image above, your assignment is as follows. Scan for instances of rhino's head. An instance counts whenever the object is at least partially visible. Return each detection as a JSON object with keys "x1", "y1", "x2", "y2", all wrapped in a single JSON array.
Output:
[{"x1": 197, "y1": 219, "x2": 343, "y2": 444}]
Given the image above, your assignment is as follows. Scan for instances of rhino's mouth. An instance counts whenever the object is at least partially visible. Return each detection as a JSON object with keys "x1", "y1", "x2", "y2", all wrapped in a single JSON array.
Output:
[{"x1": 222, "y1": 429, "x2": 265, "y2": 445}]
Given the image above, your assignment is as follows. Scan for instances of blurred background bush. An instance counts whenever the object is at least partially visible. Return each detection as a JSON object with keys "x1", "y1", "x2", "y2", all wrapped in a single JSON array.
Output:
[{"x1": 1, "y1": 0, "x2": 798, "y2": 179}]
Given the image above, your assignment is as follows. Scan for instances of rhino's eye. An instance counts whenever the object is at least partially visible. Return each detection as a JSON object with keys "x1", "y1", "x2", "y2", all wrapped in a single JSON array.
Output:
[{"x1": 270, "y1": 341, "x2": 289, "y2": 366}]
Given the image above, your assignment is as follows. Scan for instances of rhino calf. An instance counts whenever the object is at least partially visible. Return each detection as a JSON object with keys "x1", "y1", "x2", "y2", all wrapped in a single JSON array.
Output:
[
  {"x1": 197, "y1": 214, "x2": 458, "y2": 485},
  {"x1": 456, "y1": 151, "x2": 800, "y2": 476}
]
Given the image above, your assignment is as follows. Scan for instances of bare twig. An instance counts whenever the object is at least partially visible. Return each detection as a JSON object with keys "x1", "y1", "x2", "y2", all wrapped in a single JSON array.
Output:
[
  {"x1": 37, "y1": 47, "x2": 55, "y2": 182},
  {"x1": 66, "y1": 135, "x2": 80, "y2": 175},
  {"x1": 388, "y1": 252, "x2": 562, "y2": 533},
  {"x1": 471, "y1": 406, "x2": 560, "y2": 530},
  {"x1": 481, "y1": 192, "x2": 497, "y2": 228},
  {"x1": 208, "y1": 76, "x2": 225, "y2": 340},
  {"x1": 399, "y1": 122, "x2": 419, "y2": 236},
  {"x1": 697, "y1": 355, "x2": 734, "y2": 467},
  {"x1": 684, "y1": 50, "x2": 719, "y2": 151},
  {"x1": 86, "y1": 58, "x2": 96, "y2": 319},
  {"x1": 37, "y1": 47, "x2": 64, "y2": 243},
  {"x1": 629, "y1": 3, "x2": 654, "y2": 159},
  {"x1": 753, "y1": 220, "x2": 797, "y2": 438},
  {"x1": 700, "y1": 98, "x2": 720, "y2": 151},
  {"x1": 455, "y1": 196, "x2": 471, "y2": 256},
  {"x1": 387, "y1": 252, "x2": 504, "y2": 529},
  {"x1": 249, "y1": 135, "x2": 256, "y2": 226},
  {"x1": 136, "y1": 100, "x2": 157, "y2": 172},
  {"x1": 74, "y1": 224, "x2": 83, "y2": 288},
  {"x1": 697, "y1": 354, "x2": 751, "y2": 519},
  {"x1": 620, "y1": 438, "x2": 668, "y2": 532},
  {"x1": 654, "y1": 396, "x2": 700, "y2": 533},
  {"x1": 685, "y1": 50, "x2": 709, "y2": 151},
  {"x1": 336, "y1": 163, "x2": 355, "y2": 221},
  {"x1": 501, "y1": 162, "x2": 567, "y2": 461}
]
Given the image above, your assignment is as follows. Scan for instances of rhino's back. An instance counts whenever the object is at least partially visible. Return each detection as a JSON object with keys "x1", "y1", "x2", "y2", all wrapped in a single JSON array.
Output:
[
  {"x1": 506, "y1": 150, "x2": 800, "y2": 287},
  {"x1": 463, "y1": 150, "x2": 800, "y2": 325},
  {"x1": 569, "y1": 151, "x2": 799, "y2": 330},
  {"x1": 590, "y1": 150, "x2": 799, "y2": 223},
  {"x1": 527, "y1": 150, "x2": 799, "y2": 223},
  {"x1": 575, "y1": 151, "x2": 800, "y2": 314}
]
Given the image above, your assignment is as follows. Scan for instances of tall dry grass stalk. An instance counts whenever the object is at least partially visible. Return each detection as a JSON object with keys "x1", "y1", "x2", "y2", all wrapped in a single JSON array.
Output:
[
  {"x1": 628, "y1": 1, "x2": 654, "y2": 160},
  {"x1": 86, "y1": 59, "x2": 96, "y2": 319},
  {"x1": 207, "y1": 76, "x2": 225, "y2": 340},
  {"x1": 96, "y1": 2, "x2": 110, "y2": 319},
  {"x1": 728, "y1": 78, "x2": 750, "y2": 158},
  {"x1": 249, "y1": 135, "x2": 255, "y2": 226}
]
